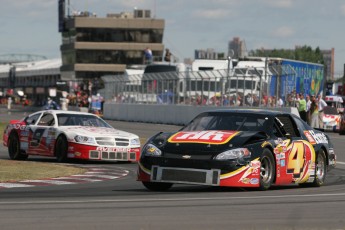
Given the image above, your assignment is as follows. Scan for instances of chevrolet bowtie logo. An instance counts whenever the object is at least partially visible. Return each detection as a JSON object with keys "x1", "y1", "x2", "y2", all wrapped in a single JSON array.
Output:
[{"x1": 182, "y1": 155, "x2": 191, "y2": 159}]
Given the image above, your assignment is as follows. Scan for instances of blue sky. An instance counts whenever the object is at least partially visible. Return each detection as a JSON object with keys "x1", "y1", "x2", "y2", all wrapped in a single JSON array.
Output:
[{"x1": 1, "y1": 0, "x2": 345, "y2": 76}]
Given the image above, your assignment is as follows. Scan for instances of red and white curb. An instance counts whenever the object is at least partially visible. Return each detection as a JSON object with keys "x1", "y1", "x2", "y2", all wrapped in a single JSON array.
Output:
[{"x1": 0, "y1": 166, "x2": 129, "y2": 189}]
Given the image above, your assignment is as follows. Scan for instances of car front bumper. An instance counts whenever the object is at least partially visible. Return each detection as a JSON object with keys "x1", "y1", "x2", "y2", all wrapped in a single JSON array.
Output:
[{"x1": 137, "y1": 157, "x2": 261, "y2": 187}]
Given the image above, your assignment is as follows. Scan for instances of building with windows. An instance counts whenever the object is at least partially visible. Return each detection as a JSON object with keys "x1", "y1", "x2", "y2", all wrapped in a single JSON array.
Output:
[
  {"x1": 228, "y1": 37, "x2": 247, "y2": 59},
  {"x1": 194, "y1": 48, "x2": 224, "y2": 60},
  {"x1": 59, "y1": 9, "x2": 165, "y2": 82},
  {"x1": 321, "y1": 48, "x2": 335, "y2": 81}
]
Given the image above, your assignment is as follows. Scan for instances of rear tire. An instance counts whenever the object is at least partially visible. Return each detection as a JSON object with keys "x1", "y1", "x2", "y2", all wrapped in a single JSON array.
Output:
[
  {"x1": 55, "y1": 135, "x2": 68, "y2": 162},
  {"x1": 142, "y1": 181, "x2": 173, "y2": 191},
  {"x1": 259, "y1": 149, "x2": 275, "y2": 190},
  {"x1": 300, "y1": 150, "x2": 327, "y2": 187},
  {"x1": 312, "y1": 150, "x2": 327, "y2": 186},
  {"x1": 8, "y1": 132, "x2": 28, "y2": 160}
]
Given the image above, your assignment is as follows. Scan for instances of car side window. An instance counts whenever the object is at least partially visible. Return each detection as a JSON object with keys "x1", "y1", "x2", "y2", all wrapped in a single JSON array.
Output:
[
  {"x1": 25, "y1": 113, "x2": 41, "y2": 125},
  {"x1": 275, "y1": 115, "x2": 300, "y2": 137},
  {"x1": 272, "y1": 122, "x2": 284, "y2": 137},
  {"x1": 292, "y1": 115, "x2": 311, "y2": 133},
  {"x1": 38, "y1": 113, "x2": 55, "y2": 126}
]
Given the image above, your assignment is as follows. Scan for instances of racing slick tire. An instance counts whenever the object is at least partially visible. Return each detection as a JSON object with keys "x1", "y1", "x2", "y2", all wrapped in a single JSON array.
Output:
[
  {"x1": 55, "y1": 135, "x2": 68, "y2": 163},
  {"x1": 301, "y1": 149, "x2": 327, "y2": 187},
  {"x1": 8, "y1": 132, "x2": 28, "y2": 160},
  {"x1": 259, "y1": 149, "x2": 275, "y2": 191},
  {"x1": 142, "y1": 181, "x2": 173, "y2": 191}
]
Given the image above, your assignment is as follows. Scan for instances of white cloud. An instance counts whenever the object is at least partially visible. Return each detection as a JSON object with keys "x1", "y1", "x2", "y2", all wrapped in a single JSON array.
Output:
[
  {"x1": 341, "y1": 4, "x2": 345, "y2": 15},
  {"x1": 271, "y1": 26, "x2": 295, "y2": 38},
  {"x1": 192, "y1": 9, "x2": 230, "y2": 19},
  {"x1": 262, "y1": 0, "x2": 293, "y2": 8}
]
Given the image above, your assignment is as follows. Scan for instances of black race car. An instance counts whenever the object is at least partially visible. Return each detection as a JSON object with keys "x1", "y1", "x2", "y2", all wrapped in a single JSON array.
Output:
[{"x1": 137, "y1": 109, "x2": 336, "y2": 191}]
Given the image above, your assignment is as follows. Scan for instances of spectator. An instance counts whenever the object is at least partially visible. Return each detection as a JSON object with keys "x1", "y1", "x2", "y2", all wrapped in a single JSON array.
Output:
[
  {"x1": 298, "y1": 93, "x2": 307, "y2": 122},
  {"x1": 317, "y1": 94, "x2": 327, "y2": 128},
  {"x1": 144, "y1": 47, "x2": 153, "y2": 64},
  {"x1": 7, "y1": 97, "x2": 12, "y2": 110},
  {"x1": 277, "y1": 97, "x2": 284, "y2": 107},
  {"x1": 164, "y1": 48, "x2": 172, "y2": 62},
  {"x1": 45, "y1": 97, "x2": 60, "y2": 110},
  {"x1": 310, "y1": 98, "x2": 319, "y2": 128},
  {"x1": 306, "y1": 95, "x2": 312, "y2": 125}
]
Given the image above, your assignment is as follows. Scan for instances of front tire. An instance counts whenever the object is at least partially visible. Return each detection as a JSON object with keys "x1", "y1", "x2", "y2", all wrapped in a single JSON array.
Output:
[
  {"x1": 55, "y1": 135, "x2": 68, "y2": 162},
  {"x1": 142, "y1": 181, "x2": 173, "y2": 191},
  {"x1": 259, "y1": 149, "x2": 275, "y2": 190},
  {"x1": 8, "y1": 132, "x2": 28, "y2": 160}
]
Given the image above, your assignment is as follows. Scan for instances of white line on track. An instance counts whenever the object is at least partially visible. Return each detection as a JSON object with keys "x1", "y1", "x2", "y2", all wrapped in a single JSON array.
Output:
[{"x1": 0, "y1": 192, "x2": 345, "y2": 205}]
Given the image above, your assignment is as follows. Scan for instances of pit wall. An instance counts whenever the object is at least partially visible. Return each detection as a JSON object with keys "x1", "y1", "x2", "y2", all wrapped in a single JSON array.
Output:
[{"x1": 103, "y1": 102, "x2": 300, "y2": 125}]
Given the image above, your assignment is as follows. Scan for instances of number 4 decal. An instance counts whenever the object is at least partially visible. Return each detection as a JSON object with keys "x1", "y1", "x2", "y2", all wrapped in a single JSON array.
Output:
[{"x1": 287, "y1": 141, "x2": 306, "y2": 179}]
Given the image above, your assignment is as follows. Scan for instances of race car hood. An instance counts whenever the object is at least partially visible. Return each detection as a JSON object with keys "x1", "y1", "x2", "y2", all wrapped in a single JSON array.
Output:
[
  {"x1": 150, "y1": 130, "x2": 268, "y2": 153},
  {"x1": 323, "y1": 114, "x2": 340, "y2": 122},
  {"x1": 59, "y1": 126, "x2": 138, "y2": 139}
]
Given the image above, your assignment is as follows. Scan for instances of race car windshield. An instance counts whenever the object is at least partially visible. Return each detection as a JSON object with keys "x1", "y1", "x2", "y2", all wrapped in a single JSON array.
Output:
[
  {"x1": 182, "y1": 113, "x2": 270, "y2": 132},
  {"x1": 57, "y1": 114, "x2": 112, "y2": 128},
  {"x1": 324, "y1": 106, "x2": 339, "y2": 115}
]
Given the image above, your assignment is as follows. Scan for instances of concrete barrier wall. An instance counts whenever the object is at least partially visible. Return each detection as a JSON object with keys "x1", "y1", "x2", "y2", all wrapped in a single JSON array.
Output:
[{"x1": 103, "y1": 102, "x2": 300, "y2": 125}]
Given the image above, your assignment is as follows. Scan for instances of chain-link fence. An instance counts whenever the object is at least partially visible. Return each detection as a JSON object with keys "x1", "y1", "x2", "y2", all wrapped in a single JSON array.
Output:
[{"x1": 102, "y1": 64, "x2": 297, "y2": 107}]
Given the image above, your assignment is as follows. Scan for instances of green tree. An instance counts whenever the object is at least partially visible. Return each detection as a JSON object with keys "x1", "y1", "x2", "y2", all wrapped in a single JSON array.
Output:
[{"x1": 250, "y1": 45, "x2": 324, "y2": 64}]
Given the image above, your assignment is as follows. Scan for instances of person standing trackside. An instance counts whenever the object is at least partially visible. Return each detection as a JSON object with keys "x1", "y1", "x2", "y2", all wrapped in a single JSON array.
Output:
[
  {"x1": 7, "y1": 97, "x2": 12, "y2": 110},
  {"x1": 310, "y1": 98, "x2": 319, "y2": 128},
  {"x1": 144, "y1": 47, "x2": 153, "y2": 64},
  {"x1": 298, "y1": 93, "x2": 307, "y2": 122},
  {"x1": 317, "y1": 94, "x2": 327, "y2": 128},
  {"x1": 306, "y1": 94, "x2": 312, "y2": 125}
]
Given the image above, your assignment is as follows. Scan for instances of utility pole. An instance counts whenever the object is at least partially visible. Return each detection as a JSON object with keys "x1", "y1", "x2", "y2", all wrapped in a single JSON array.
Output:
[{"x1": 342, "y1": 64, "x2": 345, "y2": 96}]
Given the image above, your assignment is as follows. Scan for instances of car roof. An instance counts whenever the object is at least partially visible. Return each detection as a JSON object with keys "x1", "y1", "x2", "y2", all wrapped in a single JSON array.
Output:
[
  {"x1": 200, "y1": 108, "x2": 288, "y2": 116},
  {"x1": 32, "y1": 110, "x2": 96, "y2": 116}
]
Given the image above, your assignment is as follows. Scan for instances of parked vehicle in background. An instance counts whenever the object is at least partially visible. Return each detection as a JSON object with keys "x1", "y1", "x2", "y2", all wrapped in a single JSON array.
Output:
[
  {"x1": 232, "y1": 57, "x2": 325, "y2": 101},
  {"x1": 142, "y1": 61, "x2": 236, "y2": 104},
  {"x1": 322, "y1": 106, "x2": 341, "y2": 132},
  {"x1": 325, "y1": 95, "x2": 344, "y2": 113},
  {"x1": 231, "y1": 59, "x2": 269, "y2": 97},
  {"x1": 191, "y1": 59, "x2": 236, "y2": 71}
]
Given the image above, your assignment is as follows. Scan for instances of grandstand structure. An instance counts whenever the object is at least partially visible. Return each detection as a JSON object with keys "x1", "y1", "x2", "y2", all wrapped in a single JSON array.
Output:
[
  {"x1": 0, "y1": 54, "x2": 47, "y2": 64},
  {"x1": 0, "y1": 57, "x2": 64, "y2": 106}
]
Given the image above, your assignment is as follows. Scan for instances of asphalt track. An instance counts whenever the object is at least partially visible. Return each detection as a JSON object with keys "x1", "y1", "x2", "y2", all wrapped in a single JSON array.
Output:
[{"x1": 1, "y1": 108, "x2": 345, "y2": 230}]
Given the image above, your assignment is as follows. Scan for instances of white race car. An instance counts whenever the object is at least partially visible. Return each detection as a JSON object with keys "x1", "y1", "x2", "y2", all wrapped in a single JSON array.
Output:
[
  {"x1": 3, "y1": 110, "x2": 140, "y2": 162},
  {"x1": 322, "y1": 106, "x2": 341, "y2": 132}
]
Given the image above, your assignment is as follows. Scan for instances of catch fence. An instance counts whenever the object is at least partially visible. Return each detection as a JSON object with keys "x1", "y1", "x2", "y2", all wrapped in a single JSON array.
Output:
[{"x1": 102, "y1": 64, "x2": 297, "y2": 107}]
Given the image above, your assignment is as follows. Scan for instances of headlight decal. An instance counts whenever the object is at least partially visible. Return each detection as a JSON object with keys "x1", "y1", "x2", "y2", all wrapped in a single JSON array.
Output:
[
  {"x1": 143, "y1": 144, "x2": 162, "y2": 156},
  {"x1": 215, "y1": 148, "x2": 251, "y2": 160},
  {"x1": 130, "y1": 138, "x2": 140, "y2": 146},
  {"x1": 74, "y1": 135, "x2": 96, "y2": 144}
]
